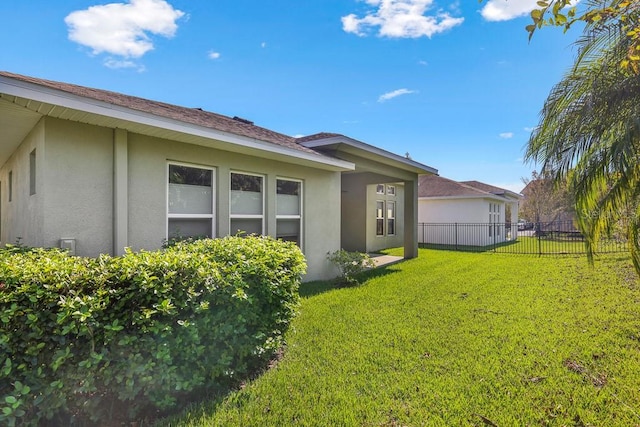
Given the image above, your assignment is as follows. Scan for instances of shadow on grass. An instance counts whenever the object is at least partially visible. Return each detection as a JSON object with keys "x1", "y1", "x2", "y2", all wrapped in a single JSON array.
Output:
[{"x1": 299, "y1": 264, "x2": 401, "y2": 298}]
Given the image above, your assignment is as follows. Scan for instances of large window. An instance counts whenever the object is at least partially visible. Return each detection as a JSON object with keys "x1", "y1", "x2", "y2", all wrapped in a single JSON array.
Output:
[
  {"x1": 230, "y1": 172, "x2": 264, "y2": 235},
  {"x1": 276, "y1": 178, "x2": 302, "y2": 246},
  {"x1": 167, "y1": 163, "x2": 215, "y2": 239},
  {"x1": 387, "y1": 201, "x2": 396, "y2": 236},
  {"x1": 376, "y1": 201, "x2": 384, "y2": 236}
]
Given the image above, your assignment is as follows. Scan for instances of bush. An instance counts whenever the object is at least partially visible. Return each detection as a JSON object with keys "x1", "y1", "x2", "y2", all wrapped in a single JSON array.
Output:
[
  {"x1": 0, "y1": 236, "x2": 305, "y2": 426},
  {"x1": 327, "y1": 249, "x2": 376, "y2": 286}
]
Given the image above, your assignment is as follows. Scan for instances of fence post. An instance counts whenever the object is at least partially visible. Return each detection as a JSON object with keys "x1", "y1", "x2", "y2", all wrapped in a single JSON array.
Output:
[
  {"x1": 537, "y1": 222, "x2": 542, "y2": 257},
  {"x1": 455, "y1": 223, "x2": 458, "y2": 251}
]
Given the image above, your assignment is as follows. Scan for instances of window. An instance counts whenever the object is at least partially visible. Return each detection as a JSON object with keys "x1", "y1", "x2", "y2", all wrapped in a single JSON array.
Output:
[
  {"x1": 387, "y1": 185, "x2": 396, "y2": 196},
  {"x1": 8, "y1": 171, "x2": 12, "y2": 202},
  {"x1": 230, "y1": 172, "x2": 264, "y2": 235},
  {"x1": 387, "y1": 201, "x2": 396, "y2": 236},
  {"x1": 376, "y1": 201, "x2": 384, "y2": 236},
  {"x1": 276, "y1": 179, "x2": 302, "y2": 246},
  {"x1": 167, "y1": 163, "x2": 215, "y2": 239},
  {"x1": 29, "y1": 150, "x2": 36, "y2": 196},
  {"x1": 376, "y1": 184, "x2": 385, "y2": 194},
  {"x1": 489, "y1": 203, "x2": 501, "y2": 237}
]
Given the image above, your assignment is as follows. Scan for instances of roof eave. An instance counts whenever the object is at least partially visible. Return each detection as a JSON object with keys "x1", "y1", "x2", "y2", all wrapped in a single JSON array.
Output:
[
  {"x1": 0, "y1": 75, "x2": 355, "y2": 172},
  {"x1": 300, "y1": 135, "x2": 438, "y2": 175}
]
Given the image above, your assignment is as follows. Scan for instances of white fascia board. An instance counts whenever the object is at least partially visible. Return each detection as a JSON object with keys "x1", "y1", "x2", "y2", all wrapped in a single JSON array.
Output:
[
  {"x1": 0, "y1": 76, "x2": 355, "y2": 172},
  {"x1": 300, "y1": 135, "x2": 438, "y2": 175}
]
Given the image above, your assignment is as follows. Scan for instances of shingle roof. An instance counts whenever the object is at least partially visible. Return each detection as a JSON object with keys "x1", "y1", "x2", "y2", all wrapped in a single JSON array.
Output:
[
  {"x1": 461, "y1": 180, "x2": 521, "y2": 198},
  {"x1": 461, "y1": 180, "x2": 506, "y2": 194},
  {"x1": 296, "y1": 132, "x2": 343, "y2": 143},
  {"x1": 418, "y1": 175, "x2": 492, "y2": 198},
  {"x1": 0, "y1": 71, "x2": 320, "y2": 155}
]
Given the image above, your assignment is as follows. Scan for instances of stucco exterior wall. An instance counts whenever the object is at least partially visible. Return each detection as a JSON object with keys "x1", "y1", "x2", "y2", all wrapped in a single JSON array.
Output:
[
  {"x1": 366, "y1": 183, "x2": 404, "y2": 252},
  {"x1": 127, "y1": 133, "x2": 342, "y2": 281},
  {"x1": 340, "y1": 174, "x2": 367, "y2": 252},
  {"x1": 42, "y1": 118, "x2": 114, "y2": 256},
  {"x1": 0, "y1": 118, "x2": 343, "y2": 281},
  {"x1": 0, "y1": 119, "x2": 45, "y2": 247},
  {"x1": 418, "y1": 198, "x2": 507, "y2": 246}
]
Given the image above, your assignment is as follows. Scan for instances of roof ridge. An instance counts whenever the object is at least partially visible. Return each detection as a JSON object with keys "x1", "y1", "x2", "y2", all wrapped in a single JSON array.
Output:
[{"x1": 0, "y1": 70, "x2": 321, "y2": 155}]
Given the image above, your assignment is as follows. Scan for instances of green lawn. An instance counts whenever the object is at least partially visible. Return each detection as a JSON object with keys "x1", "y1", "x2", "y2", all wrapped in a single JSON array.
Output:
[{"x1": 160, "y1": 249, "x2": 640, "y2": 426}]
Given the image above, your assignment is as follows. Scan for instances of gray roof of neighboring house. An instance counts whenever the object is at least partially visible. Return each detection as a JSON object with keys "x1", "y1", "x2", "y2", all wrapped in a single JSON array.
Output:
[
  {"x1": 461, "y1": 180, "x2": 522, "y2": 199},
  {"x1": 419, "y1": 175, "x2": 520, "y2": 200},
  {"x1": 0, "y1": 71, "x2": 320, "y2": 156},
  {"x1": 418, "y1": 175, "x2": 491, "y2": 198}
]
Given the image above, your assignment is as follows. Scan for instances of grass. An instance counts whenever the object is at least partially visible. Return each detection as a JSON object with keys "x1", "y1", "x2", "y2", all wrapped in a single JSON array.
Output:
[{"x1": 159, "y1": 249, "x2": 640, "y2": 426}]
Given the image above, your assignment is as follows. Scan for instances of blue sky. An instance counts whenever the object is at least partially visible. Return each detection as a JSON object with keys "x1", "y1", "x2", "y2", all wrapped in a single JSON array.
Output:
[{"x1": 0, "y1": 0, "x2": 582, "y2": 192}]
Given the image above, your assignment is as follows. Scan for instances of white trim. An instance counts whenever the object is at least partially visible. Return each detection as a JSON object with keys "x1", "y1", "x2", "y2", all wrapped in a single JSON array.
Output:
[
  {"x1": 300, "y1": 135, "x2": 438, "y2": 175},
  {"x1": 229, "y1": 171, "x2": 265, "y2": 235},
  {"x1": 387, "y1": 200, "x2": 396, "y2": 236},
  {"x1": 166, "y1": 161, "x2": 216, "y2": 239},
  {"x1": 276, "y1": 177, "x2": 303, "y2": 248}
]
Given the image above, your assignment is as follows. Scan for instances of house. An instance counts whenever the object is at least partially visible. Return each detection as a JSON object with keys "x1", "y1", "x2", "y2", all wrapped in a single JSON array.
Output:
[
  {"x1": 417, "y1": 175, "x2": 522, "y2": 247},
  {"x1": 0, "y1": 71, "x2": 437, "y2": 280}
]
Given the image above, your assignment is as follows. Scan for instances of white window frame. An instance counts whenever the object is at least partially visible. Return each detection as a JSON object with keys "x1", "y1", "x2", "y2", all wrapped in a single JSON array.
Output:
[
  {"x1": 376, "y1": 184, "x2": 385, "y2": 195},
  {"x1": 387, "y1": 201, "x2": 396, "y2": 236},
  {"x1": 230, "y1": 171, "x2": 265, "y2": 235},
  {"x1": 489, "y1": 202, "x2": 501, "y2": 237},
  {"x1": 376, "y1": 200, "x2": 385, "y2": 236},
  {"x1": 387, "y1": 185, "x2": 396, "y2": 196},
  {"x1": 276, "y1": 177, "x2": 303, "y2": 247},
  {"x1": 166, "y1": 162, "x2": 216, "y2": 240}
]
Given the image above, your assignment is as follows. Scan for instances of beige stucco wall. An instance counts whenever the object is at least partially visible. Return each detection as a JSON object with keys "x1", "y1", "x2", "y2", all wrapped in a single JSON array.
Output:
[
  {"x1": 340, "y1": 174, "x2": 367, "y2": 252},
  {"x1": 126, "y1": 133, "x2": 342, "y2": 281},
  {"x1": 0, "y1": 118, "x2": 342, "y2": 281},
  {"x1": 0, "y1": 119, "x2": 45, "y2": 247},
  {"x1": 42, "y1": 118, "x2": 114, "y2": 256}
]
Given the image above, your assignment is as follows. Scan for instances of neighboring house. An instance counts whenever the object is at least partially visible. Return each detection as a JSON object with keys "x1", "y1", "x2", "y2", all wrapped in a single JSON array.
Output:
[
  {"x1": 0, "y1": 71, "x2": 437, "y2": 281},
  {"x1": 418, "y1": 175, "x2": 522, "y2": 246}
]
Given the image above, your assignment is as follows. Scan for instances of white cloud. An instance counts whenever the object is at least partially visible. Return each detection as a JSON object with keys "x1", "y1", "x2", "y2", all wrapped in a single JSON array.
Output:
[
  {"x1": 103, "y1": 57, "x2": 145, "y2": 71},
  {"x1": 481, "y1": 0, "x2": 579, "y2": 22},
  {"x1": 261, "y1": 42, "x2": 267, "y2": 48},
  {"x1": 65, "y1": 0, "x2": 184, "y2": 58},
  {"x1": 342, "y1": 0, "x2": 464, "y2": 38},
  {"x1": 499, "y1": 132, "x2": 514, "y2": 139},
  {"x1": 524, "y1": 126, "x2": 536, "y2": 132},
  {"x1": 418, "y1": 60, "x2": 428, "y2": 66},
  {"x1": 378, "y1": 88, "x2": 417, "y2": 102},
  {"x1": 208, "y1": 51, "x2": 221, "y2": 59}
]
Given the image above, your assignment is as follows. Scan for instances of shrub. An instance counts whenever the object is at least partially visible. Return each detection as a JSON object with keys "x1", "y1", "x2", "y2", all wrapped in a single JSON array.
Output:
[
  {"x1": 327, "y1": 249, "x2": 376, "y2": 286},
  {"x1": 0, "y1": 236, "x2": 305, "y2": 426}
]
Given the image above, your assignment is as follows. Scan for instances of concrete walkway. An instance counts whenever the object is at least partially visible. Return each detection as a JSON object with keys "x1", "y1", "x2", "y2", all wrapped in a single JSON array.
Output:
[{"x1": 368, "y1": 253, "x2": 404, "y2": 268}]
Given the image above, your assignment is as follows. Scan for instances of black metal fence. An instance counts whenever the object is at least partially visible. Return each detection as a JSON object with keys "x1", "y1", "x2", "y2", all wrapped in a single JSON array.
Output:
[{"x1": 418, "y1": 221, "x2": 628, "y2": 255}]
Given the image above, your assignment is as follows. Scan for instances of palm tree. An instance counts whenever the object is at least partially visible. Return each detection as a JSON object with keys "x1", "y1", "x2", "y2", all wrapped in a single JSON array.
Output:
[{"x1": 526, "y1": 1, "x2": 640, "y2": 270}]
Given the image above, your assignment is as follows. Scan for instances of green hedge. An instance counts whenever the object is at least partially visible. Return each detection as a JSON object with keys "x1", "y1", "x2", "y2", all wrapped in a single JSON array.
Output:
[{"x1": 0, "y1": 236, "x2": 305, "y2": 426}]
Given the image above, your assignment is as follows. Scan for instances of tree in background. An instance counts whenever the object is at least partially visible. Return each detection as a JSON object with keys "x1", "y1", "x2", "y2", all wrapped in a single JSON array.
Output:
[
  {"x1": 527, "y1": 0, "x2": 640, "y2": 73},
  {"x1": 520, "y1": 171, "x2": 574, "y2": 224},
  {"x1": 525, "y1": 0, "x2": 640, "y2": 269}
]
